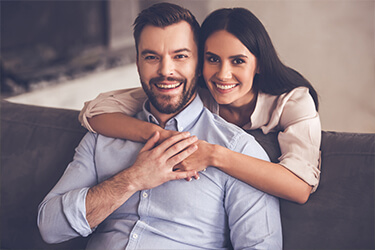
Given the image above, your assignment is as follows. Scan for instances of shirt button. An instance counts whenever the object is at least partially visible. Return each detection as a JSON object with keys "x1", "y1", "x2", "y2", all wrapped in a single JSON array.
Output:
[
  {"x1": 132, "y1": 233, "x2": 138, "y2": 239},
  {"x1": 142, "y1": 192, "x2": 148, "y2": 198}
]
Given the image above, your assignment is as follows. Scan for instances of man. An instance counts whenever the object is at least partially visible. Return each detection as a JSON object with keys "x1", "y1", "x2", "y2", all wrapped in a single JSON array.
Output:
[{"x1": 38, "y1": 3, "x2": 282, "y2": 249}]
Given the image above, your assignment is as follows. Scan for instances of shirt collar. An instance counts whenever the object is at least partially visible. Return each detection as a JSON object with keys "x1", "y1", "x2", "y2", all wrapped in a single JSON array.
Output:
[{"x1": 141, "y1": 94, "x2": 204, "y2": 132}]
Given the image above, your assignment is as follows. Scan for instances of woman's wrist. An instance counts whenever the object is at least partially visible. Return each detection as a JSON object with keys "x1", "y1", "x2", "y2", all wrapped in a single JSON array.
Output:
[
  {"x1": 210, "y1": 144, "x2": 227, "y2": 169},
  {"x1": 140, "y1": 122, "x2": 164, "y2": 142}
]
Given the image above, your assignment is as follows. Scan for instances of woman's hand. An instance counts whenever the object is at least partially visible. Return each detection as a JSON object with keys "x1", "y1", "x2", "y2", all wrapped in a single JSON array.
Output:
[
  {"x1": 157, "y1": 129, "x2": 180, "y2": 144},
  {"x1": 174, "y1": 140, "x2": 216, "y2": 175}
]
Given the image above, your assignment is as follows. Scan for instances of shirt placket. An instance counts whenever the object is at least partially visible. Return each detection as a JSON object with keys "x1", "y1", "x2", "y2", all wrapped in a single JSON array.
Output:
[{"x1": 125, "y1": 190, "x2": 151, "y2": 249}]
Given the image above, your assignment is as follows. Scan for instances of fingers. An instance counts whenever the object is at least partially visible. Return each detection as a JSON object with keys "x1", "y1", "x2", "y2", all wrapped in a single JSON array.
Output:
[
  {"x1": 171, "y1": 170, "x2": 198, "y2": 181},
  {"x1": 167, "y1": 141, "x2": 198, "y2": 167},
  {"x1": 140, "y1": 131, "x2": 160, "y2": 153},
  {"x1": 165, "y1": 135, "x2": 198, "y2": 159},
  {"x1": 185, "y1": 172, "x2": 200, "y2": 182},
  {"x1": 155, "y1": 131, "x2": 192, "y2": 153}
]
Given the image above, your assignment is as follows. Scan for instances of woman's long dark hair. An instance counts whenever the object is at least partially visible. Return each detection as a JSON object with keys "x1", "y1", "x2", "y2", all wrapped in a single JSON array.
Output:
[{"x1": 199, "y1": 8, "x2": 319, "y2": 110}]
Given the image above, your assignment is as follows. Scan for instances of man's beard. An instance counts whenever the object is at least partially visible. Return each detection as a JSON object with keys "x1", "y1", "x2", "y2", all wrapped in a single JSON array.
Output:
[{"x1": 141, "y1": 76, "x2": 198, "y2": 114}]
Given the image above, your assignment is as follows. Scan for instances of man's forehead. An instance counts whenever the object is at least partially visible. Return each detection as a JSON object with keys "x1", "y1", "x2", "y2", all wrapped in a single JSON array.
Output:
[{"x1": 138, "y1": 21, "x2": 197, "y2": 53}]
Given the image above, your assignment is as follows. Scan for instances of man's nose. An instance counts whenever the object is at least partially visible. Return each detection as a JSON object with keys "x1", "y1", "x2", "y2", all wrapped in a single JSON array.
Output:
[
  {"x1": 216, "y1": 62, "x2": 232, "y2": 80},
  {"x1": 158, "y1": 57, "x2": 174, "y2": 76}
]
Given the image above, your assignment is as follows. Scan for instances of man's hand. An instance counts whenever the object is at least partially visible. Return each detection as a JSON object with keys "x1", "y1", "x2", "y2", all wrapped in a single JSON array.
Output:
[
  {"x1": 127, "y1": 131, "x2": 199, "y2": 191},
  {"x1": 86, "y1": 131, "x2": 198, "y2": 229}
]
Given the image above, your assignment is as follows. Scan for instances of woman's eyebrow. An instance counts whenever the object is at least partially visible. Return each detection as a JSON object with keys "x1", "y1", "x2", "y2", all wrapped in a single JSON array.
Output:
[
  {"x1": 229, "y1": 54, "x2": 248, "y2": 59},
  {"x1": 205, "y1": 51, "x2": 248, "y2": 59},
  {"x1": 205, "y1": 51, "x2": 218, "y2": 56}
]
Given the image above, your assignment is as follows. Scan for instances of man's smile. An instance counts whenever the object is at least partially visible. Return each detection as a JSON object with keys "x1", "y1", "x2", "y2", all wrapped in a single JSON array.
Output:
[{"x1": 155, "y1": 82, "x2": 183, "y2": 89}]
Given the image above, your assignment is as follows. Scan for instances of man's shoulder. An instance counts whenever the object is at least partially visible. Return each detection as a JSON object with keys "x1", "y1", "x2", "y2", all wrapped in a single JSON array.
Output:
[
  {"x1": 200, "y1": 108, "x2": 257, "y2": 144},
  {"x1": 202, "y1": 107, "x2": 246, "y2": 132},
  {"x1": 198, "y1": 108, "x2": 270, "y2": 162}
]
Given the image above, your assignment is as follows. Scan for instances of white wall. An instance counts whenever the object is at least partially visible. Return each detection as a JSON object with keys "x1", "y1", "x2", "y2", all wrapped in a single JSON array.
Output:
[
  {"x1": 196, "y1": 0, "x2": 375, "y2": 133},
  {"x1": 7, "y1": 0, "x2": 375, "y2": 133}
]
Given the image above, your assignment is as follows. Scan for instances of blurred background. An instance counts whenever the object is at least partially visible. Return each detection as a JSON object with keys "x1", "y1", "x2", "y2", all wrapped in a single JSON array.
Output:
[{"x1": 1, "y1": 0, "x2": 374, "y2": 133}]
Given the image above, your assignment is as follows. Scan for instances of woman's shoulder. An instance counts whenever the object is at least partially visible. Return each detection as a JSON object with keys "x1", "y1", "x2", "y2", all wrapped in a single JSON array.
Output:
[
  {"x1": 252, "y1": 87, "x2": 317, "y2": 131},
  {"x1": 259, "y1": 86, "x2": 310, "y2": 103},
  {"x1": 276, "y1": 87, "x2": 318, "y2": 128}
]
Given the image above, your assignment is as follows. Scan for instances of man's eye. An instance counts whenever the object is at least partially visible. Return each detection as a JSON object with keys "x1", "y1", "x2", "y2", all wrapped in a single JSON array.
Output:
[
  {"x1": 145, "y1": 55, "x2": 157, "y2": 60},
  {"x1": 175, "y1": 54, "x2": 188, "y2": 59},
  {"x1": 233, "y1": 58, "x2": 245, "y2": 64}
]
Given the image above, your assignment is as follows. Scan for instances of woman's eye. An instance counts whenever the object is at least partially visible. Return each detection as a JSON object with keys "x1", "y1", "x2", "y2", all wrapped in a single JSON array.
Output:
[
  {"x1": 207, "y1": 56, "x2": 219, "y2": 63},
  {"x1": 233, "y1": 58, "x2": 245, "y2": 64}
]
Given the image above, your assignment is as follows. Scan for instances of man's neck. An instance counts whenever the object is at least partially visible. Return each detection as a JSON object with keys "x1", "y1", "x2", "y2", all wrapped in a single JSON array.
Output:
[
  {"x1": 148, "y1": 93, "x2": 197, "y2": 128},
  {"x1": 149, "y1": 105, "x2": 175, "y2": 128}
]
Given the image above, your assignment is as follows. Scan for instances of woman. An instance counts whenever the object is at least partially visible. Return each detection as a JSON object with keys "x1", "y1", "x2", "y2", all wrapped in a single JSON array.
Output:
[{"x1": 79, "y1": 8, "x2": 321, "y2": 204}]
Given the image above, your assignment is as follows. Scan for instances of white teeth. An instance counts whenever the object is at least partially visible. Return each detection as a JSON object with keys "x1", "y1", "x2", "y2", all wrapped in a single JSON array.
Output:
[
  {"x1": 216, "y1": 83, "x2": 236, "y2": 90},
  {"x1": 156, "y1": 83, "x2": 181, "y2": 89}
]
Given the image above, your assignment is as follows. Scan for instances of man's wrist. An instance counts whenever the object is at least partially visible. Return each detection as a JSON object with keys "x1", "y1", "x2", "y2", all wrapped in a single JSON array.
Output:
[{"x1": 116, "y1": 168, "x2": 141, "y2": 194}]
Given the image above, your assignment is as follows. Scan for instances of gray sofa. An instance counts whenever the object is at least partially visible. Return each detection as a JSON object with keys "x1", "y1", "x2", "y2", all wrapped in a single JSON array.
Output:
[{"x1": 1, "y1": 100, "x2": 374, "y2": 249}]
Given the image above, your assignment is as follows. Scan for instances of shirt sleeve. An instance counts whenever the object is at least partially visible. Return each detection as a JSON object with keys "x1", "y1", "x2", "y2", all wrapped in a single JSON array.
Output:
[
  {"x1": 37, "y1": 133, "x2": 98, "y2": 244},
  {"x1": 78, "y1": 87, "x2": 147, "y2": 133},
  {"x1": 226, "y1": 134, "x2": 282, "y2": 249},
  {"x1": 277, "y1": 88, "x2": 321, "y2": 192}
]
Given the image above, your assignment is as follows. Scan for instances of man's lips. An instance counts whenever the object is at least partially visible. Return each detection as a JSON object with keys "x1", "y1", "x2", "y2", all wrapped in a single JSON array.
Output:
[
  {"x1": 155, "y1": 82, "x2": 183, "y2": 89},
  {"x1": 150, "y1": 77, "x2": 185, "y2": 90}
]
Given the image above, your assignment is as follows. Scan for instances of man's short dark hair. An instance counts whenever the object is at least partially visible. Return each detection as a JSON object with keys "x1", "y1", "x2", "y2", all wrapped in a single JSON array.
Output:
[{"x1": 133, "y1": 2, "x2": 200, "y2": 55}]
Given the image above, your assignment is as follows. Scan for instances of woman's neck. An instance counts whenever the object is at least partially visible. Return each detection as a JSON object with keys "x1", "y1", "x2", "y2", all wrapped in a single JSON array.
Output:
[{"x1": 219, "y1": 93, "x2": 258, "y2": 127}]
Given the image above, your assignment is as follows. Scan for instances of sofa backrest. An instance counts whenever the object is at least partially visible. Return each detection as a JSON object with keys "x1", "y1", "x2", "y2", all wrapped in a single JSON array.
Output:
[
  {"x1": 1, "y1": 100, "x2": 374, "y2": 249},
  {"x1": 1, "y1": 100, "x2": 89, "y2": 249}
]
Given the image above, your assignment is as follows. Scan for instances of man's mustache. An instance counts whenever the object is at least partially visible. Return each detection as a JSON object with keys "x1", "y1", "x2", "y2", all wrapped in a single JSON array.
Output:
[{"x1": 149, "y1": 76, "x2": 185, "y2": 84}]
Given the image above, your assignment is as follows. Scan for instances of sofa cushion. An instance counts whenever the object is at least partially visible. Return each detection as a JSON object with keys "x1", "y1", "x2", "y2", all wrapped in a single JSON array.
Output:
[{"x1": 247, "y1": 128, "x2": 375, "y2": 249}]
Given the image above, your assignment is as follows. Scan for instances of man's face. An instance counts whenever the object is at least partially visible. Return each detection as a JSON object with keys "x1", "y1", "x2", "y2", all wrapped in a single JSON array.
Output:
[{"x1": 136, "y1": 21, "x2": 198, "y2": 115}]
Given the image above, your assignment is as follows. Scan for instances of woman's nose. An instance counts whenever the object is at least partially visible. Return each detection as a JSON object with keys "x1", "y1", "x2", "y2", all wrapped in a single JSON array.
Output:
[{"x1": 216, "y1": 62, "x2": 232, "y2": 80}]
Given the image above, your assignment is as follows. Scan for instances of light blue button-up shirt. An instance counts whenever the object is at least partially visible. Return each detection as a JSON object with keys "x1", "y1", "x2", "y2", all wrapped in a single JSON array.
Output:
[{"x1": 38, "y1": 95, "x2": 282, "y2": 249}]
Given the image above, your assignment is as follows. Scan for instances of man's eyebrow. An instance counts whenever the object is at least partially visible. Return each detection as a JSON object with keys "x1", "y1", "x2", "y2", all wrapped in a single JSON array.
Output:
[
  {"x1": 140, "y1": 49, "x2": 158, "y2": 56},
  {"x1": 140, "y1": 48, "x2": 192, "y2": 56},
  {"x1": 173, "y1": 48, "x2": 192, "y2": 54}
]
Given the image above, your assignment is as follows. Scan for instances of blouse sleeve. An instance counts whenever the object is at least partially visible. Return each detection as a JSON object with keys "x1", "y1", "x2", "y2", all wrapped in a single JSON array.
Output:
[
  {"x1": 277, "y1": 87, "x2": 321, "y2": 192},
  {"x1": 78, "y1": 87, "x2": 147, "y2": 133}
]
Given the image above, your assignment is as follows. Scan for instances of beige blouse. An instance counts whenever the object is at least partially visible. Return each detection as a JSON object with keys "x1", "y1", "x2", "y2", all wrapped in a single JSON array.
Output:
[{"x1": 79, "y1": 86, "x2": 321, "y2": 192}]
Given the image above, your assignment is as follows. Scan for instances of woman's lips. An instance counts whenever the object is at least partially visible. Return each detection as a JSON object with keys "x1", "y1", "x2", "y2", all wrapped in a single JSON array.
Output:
[
  {"x1": 212, "y1": 81, "x2": 239, "y2": 92},
  {"x1": 215, "y1": 83, "x2": 237, "y2": 90}
]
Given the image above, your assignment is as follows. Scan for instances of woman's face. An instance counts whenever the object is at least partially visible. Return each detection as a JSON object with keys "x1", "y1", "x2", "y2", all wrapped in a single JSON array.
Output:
[{"x1": 203, "y1": 30, "x2": 258, "y2": 107}]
